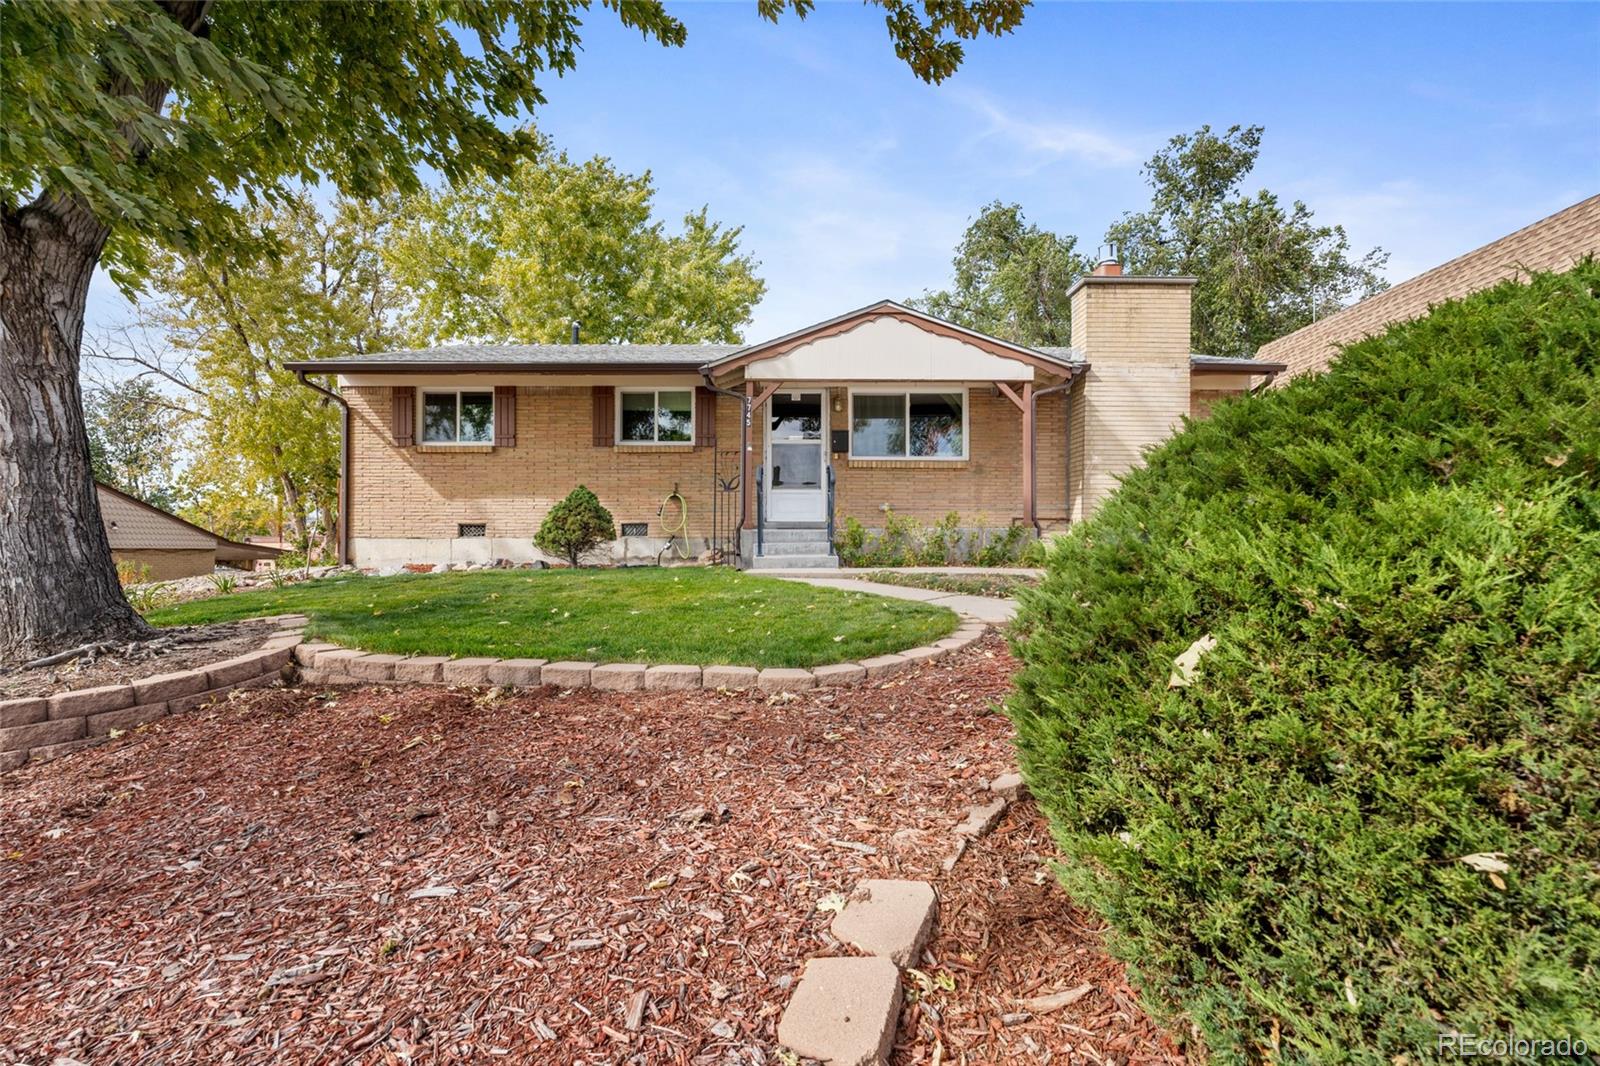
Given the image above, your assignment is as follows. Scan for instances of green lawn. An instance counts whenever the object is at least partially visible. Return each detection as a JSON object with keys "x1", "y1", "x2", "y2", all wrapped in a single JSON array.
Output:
[{"x1": 148, "y1": 567, "x2": 957, "y2": 668}]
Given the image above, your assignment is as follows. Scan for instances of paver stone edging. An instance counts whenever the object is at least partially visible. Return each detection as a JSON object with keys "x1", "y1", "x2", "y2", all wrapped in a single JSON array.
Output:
[
  {"x1": 293, "y1": 612, "x2": 989, "y2": 696},
  {"x1": 1, "y1": 614, "x2": 307, "y2": 775}
]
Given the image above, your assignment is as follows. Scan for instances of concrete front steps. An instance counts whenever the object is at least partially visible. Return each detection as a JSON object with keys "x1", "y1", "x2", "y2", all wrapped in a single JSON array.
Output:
[{"x1": 746, "y1": 524, "x2": 839, "y2": 570}]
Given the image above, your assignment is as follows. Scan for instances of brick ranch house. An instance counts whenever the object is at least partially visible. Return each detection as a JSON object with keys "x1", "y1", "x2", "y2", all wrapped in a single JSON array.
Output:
[{"x1": 285, "y1": 264, "x2": 1284, "y2": 569}]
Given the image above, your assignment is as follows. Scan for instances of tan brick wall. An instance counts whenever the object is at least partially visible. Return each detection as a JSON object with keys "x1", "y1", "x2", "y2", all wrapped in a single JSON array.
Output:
[
  {"x1": 113, "y1": 548, "x2": 216, "y2": 581},
  {"x1": 1069, "y1": 278, "x2": 1194, "y2": 520},
  {"x1": 348, "y1": 382, "x2": 1076, "y2": 549},
  {"x1": 1190, "y1": 388, "x2": 1240, "y2": 420},
  {"x1": 1260, "y1": 195, "x2": 1600, "y2": 380},
  {"x1": 796, "y1": 387, "x2": 1067, "y2": 530},
  {"x1": 348, "y1": 386, "x2": 743, "y2": 544}
]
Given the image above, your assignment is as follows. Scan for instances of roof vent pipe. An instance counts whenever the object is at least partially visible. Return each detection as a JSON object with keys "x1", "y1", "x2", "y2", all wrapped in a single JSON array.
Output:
[{"x1": 571, "y1": 321, "x2": 581, "y2": 344}]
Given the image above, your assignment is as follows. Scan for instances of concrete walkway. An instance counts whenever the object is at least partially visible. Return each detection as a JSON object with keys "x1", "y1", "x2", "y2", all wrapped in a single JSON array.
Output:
[{"x1": 762, "y1": 571, "x2": 1024, "y2": 624}]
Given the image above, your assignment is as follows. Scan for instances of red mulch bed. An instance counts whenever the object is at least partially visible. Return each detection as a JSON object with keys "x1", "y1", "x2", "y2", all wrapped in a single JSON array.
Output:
[{"x1": 0, "y1": 637, "x2": 1189, "y2": 1064}]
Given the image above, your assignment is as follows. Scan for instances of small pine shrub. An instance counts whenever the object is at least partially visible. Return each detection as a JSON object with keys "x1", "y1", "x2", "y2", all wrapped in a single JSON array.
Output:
[
  {"x1": 1007, "y1": 263, "x2": 1600, "y2": 1058},
  {"x1": 535, "y1": 485, "x2": 617, "y2": 567}
]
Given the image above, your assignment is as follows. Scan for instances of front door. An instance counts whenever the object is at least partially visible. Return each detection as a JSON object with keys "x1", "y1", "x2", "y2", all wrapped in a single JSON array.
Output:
[{"x1": 765, "y1": 391, "x2": 826, "y2": 523}]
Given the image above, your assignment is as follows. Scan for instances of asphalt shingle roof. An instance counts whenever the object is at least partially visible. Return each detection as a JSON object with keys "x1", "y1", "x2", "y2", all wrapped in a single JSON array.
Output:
[{"x1": 299, "y1": 343, "x2": 742, "y2": 368}]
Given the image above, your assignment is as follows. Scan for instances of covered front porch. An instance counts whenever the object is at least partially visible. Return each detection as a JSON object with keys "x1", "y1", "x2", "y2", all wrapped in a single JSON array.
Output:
[{"x1": 698, "y1": 301, "x2": 1086, "y2": 568}]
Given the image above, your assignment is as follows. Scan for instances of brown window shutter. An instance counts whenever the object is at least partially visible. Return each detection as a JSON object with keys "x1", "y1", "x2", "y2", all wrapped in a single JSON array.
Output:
[
  {"x1": 592, "y1": 385, "x2": 614, "y2": 447},
  {"x1": 694, "y1": 386, "x2": 717, "y2": 448},
  {"x1": 493, "y1": 386, "x2": 517, "y2": 447},
  {"x1": 391, "y1": 386, "x2": 415, "y2": 447}
]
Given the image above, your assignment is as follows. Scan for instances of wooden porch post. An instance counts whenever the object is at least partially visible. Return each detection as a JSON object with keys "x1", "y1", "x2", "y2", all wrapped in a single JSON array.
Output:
[
  {"x1": 995, "y1": 381, "x2": 1036, "y2": 529},
  {"x1": 1020, "y1": 381, "x2": 1035, "y2": 528}
]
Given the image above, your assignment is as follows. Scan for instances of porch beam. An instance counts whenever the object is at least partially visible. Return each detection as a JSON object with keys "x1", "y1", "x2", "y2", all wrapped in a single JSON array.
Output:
[{"x1": 995, "y1": 381, "x2": 1026, "y2": 411}]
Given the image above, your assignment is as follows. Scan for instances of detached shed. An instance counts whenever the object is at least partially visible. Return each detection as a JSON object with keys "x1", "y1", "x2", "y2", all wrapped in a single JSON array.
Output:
[{"x1": 96, "y1": 483, "x2": 284, "y2": 580}]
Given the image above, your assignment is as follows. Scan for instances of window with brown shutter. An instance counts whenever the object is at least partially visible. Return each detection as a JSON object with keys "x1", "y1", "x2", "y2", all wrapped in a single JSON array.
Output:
[
  {"x1": 493, "y1": 386, "x2": 517, "y2": 447},
  {"x1": 592, "y1": 386, "x2": 614, "y2": 447},
  {"x1": 694, "y1": 386, "x2": 717, "y2": 448},
  {"x1": 391, "y1": 386, "x2": 415, "y2": 447}
]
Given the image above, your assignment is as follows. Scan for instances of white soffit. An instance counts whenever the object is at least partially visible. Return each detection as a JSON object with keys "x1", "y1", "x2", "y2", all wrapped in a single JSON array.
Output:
[{"x1": 742, "y1": 316, "x2": 1035, "y2": 381}]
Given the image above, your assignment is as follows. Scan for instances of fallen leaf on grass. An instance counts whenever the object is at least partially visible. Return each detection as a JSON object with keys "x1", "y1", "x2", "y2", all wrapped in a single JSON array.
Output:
[
  {"x1": 1167, "y1": 634, "x2": 1217, "y2": 688},
  {"x1": 1017, "y1": 983, "x2": 1093, "y2": 1013},
  {"x1": 1457, "y1": 852, "x2": 1509, "y2": 874}
]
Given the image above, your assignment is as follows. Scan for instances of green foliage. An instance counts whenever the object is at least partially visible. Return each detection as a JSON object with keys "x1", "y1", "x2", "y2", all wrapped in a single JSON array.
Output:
[
  {"x1": 912, "y1": 202, "x2": 1092, "y2": 345},
  {"x1": 147, "y1": 567, "x2": 957, "y2": 669},
  {"x1": 83, "y1": 378, "x2": 185, "y2": 508},
  {"x1": 1007, "y1": 264, "x2": 1600, "y2": 1059},
  {"x1": 145, "y1": 192, "x2": 399, "y2": 553},
  {"x1": 114, "y1": 558, "x2": 151, "y2": 587},
  {"x1": 385, "y1": 135, "x2": 764, "y2": 344},
  {"x1": 205, "y1": 572, "x2": 238, "y2": 595},
  {"x1": 123, "y1": 581, "x2": 174, "y2": 615},
  {"x1": 535, "y1": 486, "x2": 617, "y2": 568},
  {"x1": 2, "y1": 0, "x2": 1024, "y2": 285},
  {"x1": 832, "y1": 509, "x2": 1035, "y2": 567},
  {"x1": 1107, "y1": 124, "x2": 1389, "y2": 356}
]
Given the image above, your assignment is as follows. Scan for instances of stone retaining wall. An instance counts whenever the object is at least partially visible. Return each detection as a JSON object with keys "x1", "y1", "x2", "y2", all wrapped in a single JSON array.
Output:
[
  {"x1": 3, "y1": 612, "x2": 989, "y2": 773},
  {"x1": 0, "y1": 618, "x2": 306, "y2": 774},
  {"x1": 294, "y1": 617, "x2": 988, "y2": 694}
]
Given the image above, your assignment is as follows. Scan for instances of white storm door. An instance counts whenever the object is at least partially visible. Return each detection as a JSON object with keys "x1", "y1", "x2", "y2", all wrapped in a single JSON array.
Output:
[{"x1": 765, "y1": 391, "x2": 826, "y2": 523}]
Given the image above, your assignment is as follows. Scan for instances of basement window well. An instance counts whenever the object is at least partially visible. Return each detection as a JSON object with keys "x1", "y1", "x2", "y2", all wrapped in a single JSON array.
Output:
[{"x1": 620, "y1": 522, "x2": 649, "y2": 537}]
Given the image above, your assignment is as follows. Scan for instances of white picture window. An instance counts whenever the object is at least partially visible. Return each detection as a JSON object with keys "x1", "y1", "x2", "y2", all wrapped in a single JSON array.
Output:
[
  {"x1": 421, "y1": 390, "x2": 494, "y2": 444},
  {"x1": 618, "y1": 388, "x2": 693, "y2": 444},
  {"x1": 850, "y1": 390, "x2": 966, "y2": 459}
]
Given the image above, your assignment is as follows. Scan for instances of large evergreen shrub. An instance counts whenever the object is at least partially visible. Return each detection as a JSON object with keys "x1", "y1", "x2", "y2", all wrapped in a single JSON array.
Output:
[{"x1": 1007, "y1": 263, "x2": 1600, "y2": 1059}]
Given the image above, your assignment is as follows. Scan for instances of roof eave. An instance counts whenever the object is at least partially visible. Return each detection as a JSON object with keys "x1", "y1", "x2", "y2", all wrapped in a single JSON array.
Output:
[{"x1": 284, "y1": 360, "x2": 706, "y2": 375}]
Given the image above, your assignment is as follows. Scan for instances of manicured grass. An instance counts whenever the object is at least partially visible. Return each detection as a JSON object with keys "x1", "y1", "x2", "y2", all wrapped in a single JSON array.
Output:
[
  {"x1": 863, "y1": 570, "x2": 1039, "y2": 599},
  {"x1": 148, "y1": 567, "x2": 958, "y2": 668}
]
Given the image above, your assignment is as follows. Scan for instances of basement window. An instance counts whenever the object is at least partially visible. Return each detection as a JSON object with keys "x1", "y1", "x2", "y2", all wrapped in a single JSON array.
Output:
[
  {"x1": 620, "y1": 522, "x2": 649, "y2": 537},
  {"x1": 457, "y1": 523, "x2": 486, "y2": 538},
  {"x1": 422, "y1": 390, "x2": 494, "y2": 444}
]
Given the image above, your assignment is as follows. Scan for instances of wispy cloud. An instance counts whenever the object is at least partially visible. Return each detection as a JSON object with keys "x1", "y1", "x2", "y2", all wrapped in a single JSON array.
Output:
[{"x1": 955, "y1": 90, "x2": 1144, "y2": 169}]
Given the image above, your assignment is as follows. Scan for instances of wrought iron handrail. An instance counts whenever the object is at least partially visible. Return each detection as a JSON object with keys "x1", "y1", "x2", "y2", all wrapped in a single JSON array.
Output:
[
  {"x1": 755, "y1": 464, "x2": 765, "y2": 558},
  {"x1": 825, "y1": 463, "x2": 835, "y2": 552}
]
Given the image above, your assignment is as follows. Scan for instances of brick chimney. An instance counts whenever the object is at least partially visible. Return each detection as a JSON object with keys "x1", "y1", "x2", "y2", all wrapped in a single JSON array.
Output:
[{"x1": 1066, "y1": 270, "x2": 1196, "y2": 520}]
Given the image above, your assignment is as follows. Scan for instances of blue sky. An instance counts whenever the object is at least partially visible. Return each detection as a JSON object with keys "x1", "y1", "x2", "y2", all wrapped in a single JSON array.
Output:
[{"x1": 88, "y1": 1, "x2": 1600, "y2": 345}]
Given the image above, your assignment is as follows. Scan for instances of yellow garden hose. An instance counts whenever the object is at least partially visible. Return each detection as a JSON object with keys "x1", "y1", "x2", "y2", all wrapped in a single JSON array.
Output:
[{"x1": 656, "y1": 487, "x2": 689, "y2": 564}]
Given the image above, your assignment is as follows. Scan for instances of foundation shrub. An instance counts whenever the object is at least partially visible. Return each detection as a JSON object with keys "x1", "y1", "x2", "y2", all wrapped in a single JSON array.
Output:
[
  {"x1": 535, "y1": 485, "x2": 616, "y2": 567},
  {"x1": 832, "y1": 509, "x2": 1036, "y2": 567},
  {"x1": 1007, "y1": 263, "x2": 1600, "y2": 1059}
]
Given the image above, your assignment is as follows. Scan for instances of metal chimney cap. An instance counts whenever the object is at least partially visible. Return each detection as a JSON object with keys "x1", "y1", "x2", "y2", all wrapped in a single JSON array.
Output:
[{"x1": 571, "y1": 321, "x2": 581, "y2": 343}]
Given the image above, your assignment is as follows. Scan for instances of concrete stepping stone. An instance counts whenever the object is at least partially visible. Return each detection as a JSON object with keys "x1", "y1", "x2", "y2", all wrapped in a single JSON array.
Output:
[
  {"x1": 830, "y1": 879, "x2": 937, "y2": 967},
  {"x1": 777, "y1": 956, "x2": 902, "y2": 1066}
]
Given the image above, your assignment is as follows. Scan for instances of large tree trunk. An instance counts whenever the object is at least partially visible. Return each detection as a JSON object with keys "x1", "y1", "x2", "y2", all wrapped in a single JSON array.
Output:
[{"x1": 0, "y1": 194, "x2": 152, "y2": 664}]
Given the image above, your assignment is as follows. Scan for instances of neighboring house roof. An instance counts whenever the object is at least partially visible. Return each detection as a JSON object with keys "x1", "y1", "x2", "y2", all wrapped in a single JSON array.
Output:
[
  {"x1": 1258, "y1": 194, "x2": 1600, "y2": 380},
  {"x1": 96, "y1": 483, "x2": 284, "y2": 561},
  {"x1": 284, "y1": 342, "x2": 741, "y2": 374}
]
